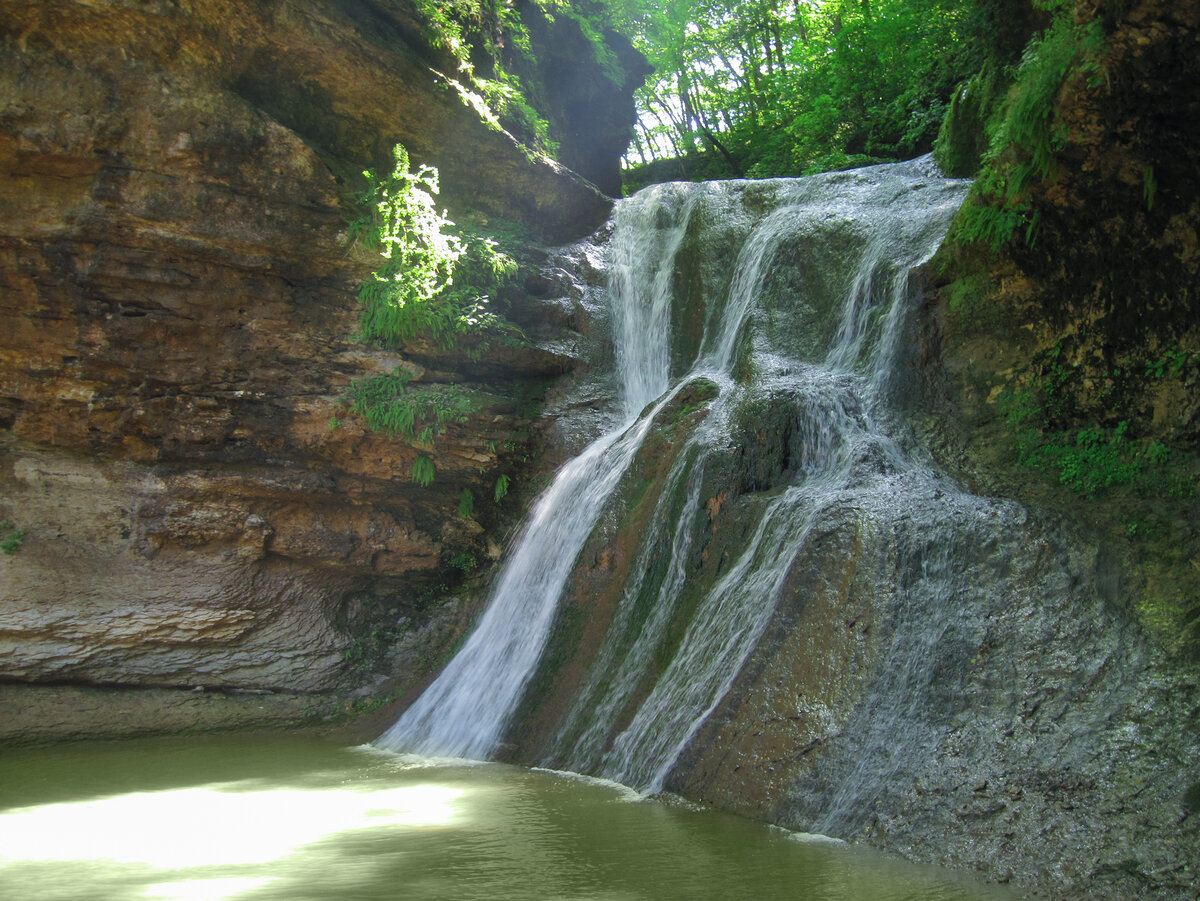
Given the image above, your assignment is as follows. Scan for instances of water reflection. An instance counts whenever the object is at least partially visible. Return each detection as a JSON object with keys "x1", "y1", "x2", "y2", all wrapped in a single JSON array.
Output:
[{"x1": 0, "y1": 736, "x2": 1009, "y2": 901}]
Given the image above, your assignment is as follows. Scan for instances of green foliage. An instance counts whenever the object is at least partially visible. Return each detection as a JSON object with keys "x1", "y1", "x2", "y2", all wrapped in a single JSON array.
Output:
[
  {"x1": 941, "y1": 273, "x2": 999, "y2": 328},
  {"x1": 1016, "y1": 420, "x2": 1170, "y2": 497},
  {"x1": 353, "y1": 144, "x2": 515, "y2": 350},
  {"x1": 620, "y1": 0, "x2": 997, "y2": 179},
  {"x1": 0, "y1": 520, "x2": 25, "y2": 555},
  {"x1": 1144, "y1": 346, "x2": 1190, "y2": 380},
  {"x1": 345, "y1": 372, "x2": 480, "y2": 445},
  {"x1": 949, "y1": 11, "x2": 1105, "y2": 250},
  {"x1": 933, "y1": 63, "x2": 1011, "y2": 178},
  {"x1": 408, "y1": 0, "x2": 600, "y2": 157},
  {"x1": 346, "y1": 690, "x2": 403, "y2": 718},
  {"x1": 448, "y1": 550, "x2": 479, "y2": 572},
  {"x1": 458, "y1": 488, "x2": 476, "y2": 518},
  {"x1": 412, "y1": 455, "x2": 437, "y2": 487},
  {"x1": 494, "y1": 473, "x2": 511, "y2": 502},
  {"x1": 998, "y1": 340, "x2": 1194, "y2": 499}
]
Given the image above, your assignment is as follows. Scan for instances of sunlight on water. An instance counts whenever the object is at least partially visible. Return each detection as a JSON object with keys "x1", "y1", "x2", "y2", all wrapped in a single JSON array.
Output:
[
  {"x1": 0, "y1": 782, "x2": 465, "y2": 866},
  {"x1": 0, "y1": 736, "x2": 1010, "y2": 901},
  {"x1": 139, "y1": 877, "x2": 277, "y2": 901}
]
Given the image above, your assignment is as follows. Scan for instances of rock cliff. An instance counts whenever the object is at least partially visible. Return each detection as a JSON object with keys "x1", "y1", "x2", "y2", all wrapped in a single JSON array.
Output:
[
  {"x1": 0, "y1": 0, "x2": 640, "y2": 739},
  {"x1": 907, "y1": 2, "x2": 1200, "y2": 896},
  {"x1": 923, "y1": 0, "x2": 1199, "y2": 673}
]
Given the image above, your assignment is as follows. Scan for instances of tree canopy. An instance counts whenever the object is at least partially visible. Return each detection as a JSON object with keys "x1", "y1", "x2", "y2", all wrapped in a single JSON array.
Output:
[
  {"x1": 409, "y1": 0, "x2": 1047, "y2": 182},
  {"x1": 609, "y1": 0, "x2": 1043, "y2": 180}
]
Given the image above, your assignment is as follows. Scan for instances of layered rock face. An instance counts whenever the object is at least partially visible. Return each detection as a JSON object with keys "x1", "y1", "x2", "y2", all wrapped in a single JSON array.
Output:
[{"x1": 0, "y1": 0, "x2": 633, "y2": 740}]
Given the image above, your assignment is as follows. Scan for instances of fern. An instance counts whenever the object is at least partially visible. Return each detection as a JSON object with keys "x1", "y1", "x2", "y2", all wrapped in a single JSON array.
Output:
[
  {"x1": 494, "y1": 474, "x2": 510, "y2": 502},
  {"x1": 412, "y1": 456, "x2": 437, "y2": 487},
  {"x1": 353, "y1": 144, "x2": 517, "y2": 350},
  {"x1": 458, "y1": 489, "x2": 475, "y2": 518},
  {"x1": 346, "y1": 373, "x2": 479, "y2": 444},
  {"x1": 950, "y1": 14, "x2": 1105, "y2": 251}
]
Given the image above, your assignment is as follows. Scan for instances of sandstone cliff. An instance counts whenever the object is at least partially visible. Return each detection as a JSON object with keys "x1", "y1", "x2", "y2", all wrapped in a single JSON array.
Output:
[{"x1": 0, "y1": 0, "x2": 640, "y2": 739}]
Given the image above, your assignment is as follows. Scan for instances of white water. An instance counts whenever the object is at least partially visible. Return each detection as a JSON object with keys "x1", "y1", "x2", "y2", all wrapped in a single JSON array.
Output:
[
  {"x1": 380, "y1": 159, "x2": 973, "y2": 787},
  {"x1": 375, "y1": 185, "x2": 698, "y2": 758},
  {"x1": 547, "y1": 159, "x2": 972, "y2": 790}
]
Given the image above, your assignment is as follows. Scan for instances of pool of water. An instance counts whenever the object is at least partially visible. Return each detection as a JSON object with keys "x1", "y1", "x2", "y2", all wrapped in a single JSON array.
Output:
[{"x1": 0, "y1": 734, "x2": 1010, "y2": 900}]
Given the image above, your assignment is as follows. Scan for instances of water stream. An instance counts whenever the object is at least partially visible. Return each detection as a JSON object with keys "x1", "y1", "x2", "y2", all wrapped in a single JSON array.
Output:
[
  {"x1": 375, "y1": 186, "x2": 697, "y2": 759},
  {"x1": 379, "y1": 158, "x2": 975, "y2": 803}
]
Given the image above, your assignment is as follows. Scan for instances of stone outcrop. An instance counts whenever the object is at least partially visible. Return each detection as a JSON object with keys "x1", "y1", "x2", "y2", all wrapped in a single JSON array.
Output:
[
  {"x1": 505, "y1": 0, "x2": 652, "y2": 198},
  {"x1": 0, "y1": 0, "x2": 639, "y2": 741}
]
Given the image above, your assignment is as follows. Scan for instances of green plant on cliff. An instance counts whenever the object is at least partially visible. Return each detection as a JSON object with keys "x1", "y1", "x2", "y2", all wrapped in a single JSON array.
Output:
[
  {"x1": 998, "y1": 340, "x2": 1195, "y2": 499},
  {"x1": 412, "y1": 455, "x2": 437, "y2": 487},
  {"x1": 0, "y1": 520, "x2": 25, "y2": 555},
  {"x1": 1016, "y1": 420, "x2": 1171, "y2": 497},
  {"x1": 458, "y1": 488, "x2": 475, "y2": 518},
  {"x1": 353, "y1": 144, "x2": 515, "y2": 350},
  {"x1": 494, "y1": 473, "x2": 511, "y2": 502},
  {"x1": 345, "y1": 372, "x2": 480, "y2": 445},
  {"x1": 410, "y1": 0, "x2": 622, "y2": 156},
  {"x1": 950, "y1": 8, "x2": 1104, "y2": 250}
]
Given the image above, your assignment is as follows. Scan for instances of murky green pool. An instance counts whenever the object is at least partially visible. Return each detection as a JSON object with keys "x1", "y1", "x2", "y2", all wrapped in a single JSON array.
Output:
[{"x1": 0, "y1": 735, "x2": 1008, "y2": 900}]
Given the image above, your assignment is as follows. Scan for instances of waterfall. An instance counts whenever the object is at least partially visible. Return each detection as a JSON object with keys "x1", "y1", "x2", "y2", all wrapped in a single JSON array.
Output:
[
  {"x1": 543, "y1": 158, "x2": 972, "y2": 790},
  {"x1": 379, "y1": 158, "x2": 973, "y2": 789},
  {"x1": 375, "y1": 185, "x2": 698, "y2": 759}
]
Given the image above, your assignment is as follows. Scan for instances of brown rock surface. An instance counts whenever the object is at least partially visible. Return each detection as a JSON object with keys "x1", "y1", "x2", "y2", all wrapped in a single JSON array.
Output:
[{"x1": 0, "y1": 0, "x2": 625, "y2": 742}]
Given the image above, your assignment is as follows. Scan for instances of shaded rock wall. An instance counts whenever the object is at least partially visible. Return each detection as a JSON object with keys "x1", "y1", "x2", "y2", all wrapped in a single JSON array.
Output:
[
  {"x1": 0, "y1": 0, "x2": 637, "y2": 742},
  {"x1": 933, "y1": 0, "x2": 1200, "y2": 439},
  {"x1": 922, "y1": 0, "x2": 1200, "y2": 659}
]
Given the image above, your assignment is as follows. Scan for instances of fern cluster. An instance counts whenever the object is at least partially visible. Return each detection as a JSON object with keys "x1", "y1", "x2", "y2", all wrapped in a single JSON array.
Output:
[
  {"x1": 950, "y1": 10, "x2": 1104, "y2": 251},
  {"x1": 352, "y1": 144, "x2": 515, "y2": 350},
  {"x1": 345, "y1": 373, "x2": 479, "y2": 445}
]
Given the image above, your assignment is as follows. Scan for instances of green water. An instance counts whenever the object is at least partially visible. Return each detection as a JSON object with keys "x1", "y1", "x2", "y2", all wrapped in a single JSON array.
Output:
[{"x1": 0, "y1": 735, "x2": 1009, "y2": 900}]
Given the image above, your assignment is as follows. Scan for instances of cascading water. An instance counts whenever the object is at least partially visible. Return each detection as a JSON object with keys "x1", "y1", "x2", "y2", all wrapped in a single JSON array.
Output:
[
  {"x1": 375, "y1": 184, "x2": 698, "y2": 758},
  {"x1": 369, "y1": 156, "x2": 1199, "y2": 897},
  {"x1": 542, "y1": 158, "x2": 974, "y2": 791},
  {"x1": 380, "y1": 158, "x2": 975, "y2": 796}
]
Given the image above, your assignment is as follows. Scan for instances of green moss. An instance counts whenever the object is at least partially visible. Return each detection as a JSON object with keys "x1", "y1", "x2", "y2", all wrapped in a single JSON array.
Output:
[
  {"x1": 941, "y1": 273, "x2": 1002, "y2": 330},
  {"x1": 345, "y1": 690, "x2": 403, "y2": 719},
  {"x1": 933, "y1": 64, "x2": 1010, "y2": 178},
  {"x1": 1136, "y1": 594, "x2": 1195, "y2": 659}
]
